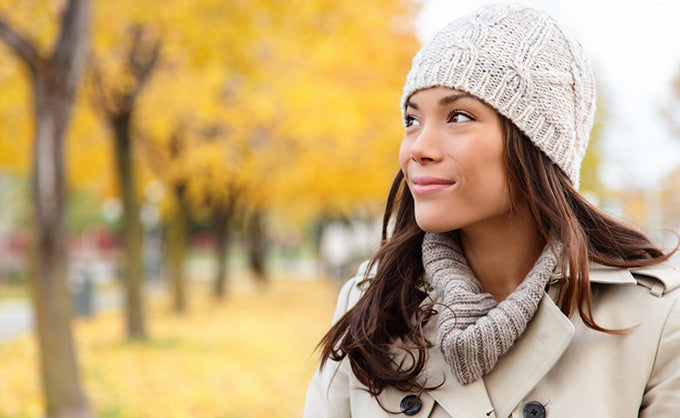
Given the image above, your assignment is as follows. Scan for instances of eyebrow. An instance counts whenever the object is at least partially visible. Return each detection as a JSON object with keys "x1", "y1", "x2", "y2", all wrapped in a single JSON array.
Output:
[{"x1": 405, "y1": 92, "x2": 477, "y2": 111}]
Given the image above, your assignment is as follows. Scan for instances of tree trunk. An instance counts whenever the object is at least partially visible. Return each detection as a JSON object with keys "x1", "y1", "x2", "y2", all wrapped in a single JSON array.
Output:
[
  {"x1": 166, "y1": 184, "x2": 188, "y2": 313},
  {"x1": 212, "y1": 205, "x2": 231, "y2": 299},
  {"x1": 112, "y1": 112, "x2": 146, "y2": 339},
  {"x1": 30, "y1": 81, "x2": 91, "y2": 418},
  {"x1": 1, "y1": 1, "x2": 94, "y2": 416},
  {"x1": 87, "y1": 24, "x2": 160, "y2": 339},
  {"x1": 246, "y1": 209, "x2": 268, "y2": 288}
]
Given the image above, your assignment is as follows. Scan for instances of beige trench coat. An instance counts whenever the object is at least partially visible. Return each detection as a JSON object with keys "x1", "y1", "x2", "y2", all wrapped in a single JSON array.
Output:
[{"x1": 303, "y1": 261, "x2": 680, "y2": 417}]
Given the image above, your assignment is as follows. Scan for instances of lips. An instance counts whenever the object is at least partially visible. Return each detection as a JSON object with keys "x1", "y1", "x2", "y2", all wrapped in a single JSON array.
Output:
[{"x1": 411, "y1": 175, "x2": 455, "y2": 196}]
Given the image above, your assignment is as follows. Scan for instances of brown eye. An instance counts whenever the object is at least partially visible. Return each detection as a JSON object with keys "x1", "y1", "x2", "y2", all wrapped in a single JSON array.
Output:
[
  {"x1": 449, "y1": 111, "x2": 472, "y2": 123},
  {"x1": 404, "y1": 115, "x2": 421, "y2": 128}
]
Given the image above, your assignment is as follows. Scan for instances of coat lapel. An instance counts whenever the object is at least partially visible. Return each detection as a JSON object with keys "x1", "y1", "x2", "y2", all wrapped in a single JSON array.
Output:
[
  {"x1": 483, "y1": 294, "x2": 574, "y2": 417},
  {"x1": 416, "y1": 293, "x2": 573, "y2": 417},
  {"x1": 416, "y1": 295, "x2": 496, "y2": 417},
  {"x1": 421, "y1": 341, "x2": 496, "y2": 417},
  {"x1": 405, "y1": 262, "x2": 648, "y2": 416}
]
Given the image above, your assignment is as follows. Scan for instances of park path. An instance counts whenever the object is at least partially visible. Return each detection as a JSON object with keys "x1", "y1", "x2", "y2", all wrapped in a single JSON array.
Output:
[
  {"x1": 0, "y1": 298, "x2": 32, "y2": 342},
  {"x1": 0, "y1": 289, "x2": 123, "y2": 343}
]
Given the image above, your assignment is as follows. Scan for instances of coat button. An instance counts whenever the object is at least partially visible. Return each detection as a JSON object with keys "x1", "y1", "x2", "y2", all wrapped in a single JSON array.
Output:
[
  {"x1": 522, "y1": 401, "x2": 546, "y2": 418},
  {"x1": 400, "y1": 395, "x2": 422, "y2": 415}
]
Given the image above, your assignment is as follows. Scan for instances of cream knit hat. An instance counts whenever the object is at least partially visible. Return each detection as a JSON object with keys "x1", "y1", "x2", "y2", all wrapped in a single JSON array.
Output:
[{"x1": 401, "y1": 3, "x2": 596, "y2": 187}]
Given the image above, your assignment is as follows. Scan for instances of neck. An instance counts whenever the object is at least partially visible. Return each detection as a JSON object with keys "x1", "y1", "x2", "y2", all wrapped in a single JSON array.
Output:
[{"x1": 459, "y1": 203, "x2": 545, "y2": 302}]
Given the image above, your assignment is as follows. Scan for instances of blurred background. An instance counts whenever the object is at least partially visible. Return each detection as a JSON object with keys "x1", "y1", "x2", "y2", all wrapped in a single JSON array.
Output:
[{"x1": 0, "y1": 0, "x2": 678, "y2": 417}]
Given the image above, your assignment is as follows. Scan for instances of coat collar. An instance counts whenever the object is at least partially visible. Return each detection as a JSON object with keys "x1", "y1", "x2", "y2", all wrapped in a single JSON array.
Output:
[
  {"x1": 416, "y1": 291, "x2": 574, "y2": 417},
  {"x1": 588, "y1": 262, "x2": 637, "y2": 285}
]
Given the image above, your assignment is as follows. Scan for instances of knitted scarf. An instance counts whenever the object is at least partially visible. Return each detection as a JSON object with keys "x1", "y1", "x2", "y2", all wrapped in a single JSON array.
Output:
[{"x1": 421, "y1": 232, "x2": 560, "y2": 385}]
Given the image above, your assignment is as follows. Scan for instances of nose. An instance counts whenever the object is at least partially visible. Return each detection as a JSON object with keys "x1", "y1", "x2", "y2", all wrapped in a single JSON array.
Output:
[{"x1": 409, "y1": 123, "x2": 442, "y2": 164}]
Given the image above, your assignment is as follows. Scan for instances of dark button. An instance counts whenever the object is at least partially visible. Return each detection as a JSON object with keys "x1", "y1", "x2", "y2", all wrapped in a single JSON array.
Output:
[
  {"x1": 522, "y1": 401, "x2": 546, "y2": 418},
  {"x1": 400, "y1": 395, "x2": 422, "y2": 415}
]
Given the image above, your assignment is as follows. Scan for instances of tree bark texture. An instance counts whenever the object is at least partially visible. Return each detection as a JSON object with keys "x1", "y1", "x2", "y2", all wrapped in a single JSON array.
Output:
[
  {"x1": 167, "y1": 184, "x2": 189, "y2": 313},
  {"x1": 112, "y1": 112, "x2": 146, "y2": 339},
  {"x1": 1, "y1": 1, "x2": 94, "y2": 417}
]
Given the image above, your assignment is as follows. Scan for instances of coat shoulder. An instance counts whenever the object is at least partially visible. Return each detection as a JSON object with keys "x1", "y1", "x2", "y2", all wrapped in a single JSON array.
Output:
[
  {"x1": 589, "y1": 261, "x2": 680, "y2": 298},
  {"x1": 630, "y1": 261, "x2": 680, "y2": 298},
  {"x1": 332, "y1": 261, "x2": 374, "y2": 320}
]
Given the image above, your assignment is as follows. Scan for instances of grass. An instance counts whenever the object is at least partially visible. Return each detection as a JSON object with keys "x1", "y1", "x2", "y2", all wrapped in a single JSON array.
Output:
[{"x1": 0, "y1": 275, "x2": 340, "y2": 417}]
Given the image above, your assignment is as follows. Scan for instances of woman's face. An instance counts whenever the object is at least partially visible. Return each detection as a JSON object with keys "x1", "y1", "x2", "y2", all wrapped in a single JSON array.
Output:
[{"x1": 399, "y1": 87, "x2": 512, "y2": 233}]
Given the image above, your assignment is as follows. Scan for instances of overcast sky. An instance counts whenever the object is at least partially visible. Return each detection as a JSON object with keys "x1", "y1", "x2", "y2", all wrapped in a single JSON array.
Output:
[{"x1": 416, "y1": 0, "x2": 680, "y2": 190}]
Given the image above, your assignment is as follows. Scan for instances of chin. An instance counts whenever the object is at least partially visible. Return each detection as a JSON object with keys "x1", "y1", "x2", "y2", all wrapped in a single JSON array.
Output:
[{"x1": 414, "y1": 216, "x2": 457, "y2": 234}]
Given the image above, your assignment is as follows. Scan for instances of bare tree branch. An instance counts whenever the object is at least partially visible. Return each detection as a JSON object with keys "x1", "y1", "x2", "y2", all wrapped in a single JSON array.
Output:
[
  {"x1": 88, "y1": 59, "x2": 119, "y2": 116},
  {"x1": 137, "y1": 39, "x2": 161, "y2": 86},
  {"x1": 126, "y1": 25, "x2": 162, "y2": 104},
  {"x1": 0, "y1": 16, "x2": 40, "y2": 75},
  {"x1": 88, "y1": 24, "x2": 162, "y2": 119}
]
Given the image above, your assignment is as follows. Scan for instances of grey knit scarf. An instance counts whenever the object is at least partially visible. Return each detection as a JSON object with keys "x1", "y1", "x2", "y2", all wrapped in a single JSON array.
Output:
[{"x1": 421, "y1": 232, "x2": 561, "y2": 385}]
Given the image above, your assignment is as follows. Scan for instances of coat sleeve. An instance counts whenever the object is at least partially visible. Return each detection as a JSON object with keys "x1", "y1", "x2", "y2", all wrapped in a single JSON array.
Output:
[
  {"x1": 640, "y1": 292, "x2": 680, "y2": 416},
  {"x1": 303, "y1": 275, "x2": 364, "y2": 418}
]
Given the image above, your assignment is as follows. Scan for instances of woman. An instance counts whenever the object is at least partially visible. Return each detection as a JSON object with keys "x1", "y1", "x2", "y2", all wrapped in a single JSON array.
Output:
[{"x1": 304, "y1": 3, "x2": 680, "y2": 417}]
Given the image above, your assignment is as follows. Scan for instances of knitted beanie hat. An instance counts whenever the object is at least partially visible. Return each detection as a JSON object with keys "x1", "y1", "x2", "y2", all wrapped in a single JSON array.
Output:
[{"x1": 401, "y1": 3, "x2": 596, "y2": 187}]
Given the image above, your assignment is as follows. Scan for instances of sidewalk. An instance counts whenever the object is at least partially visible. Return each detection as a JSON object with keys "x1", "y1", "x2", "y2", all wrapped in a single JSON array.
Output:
[
  {"x1": 0, "y1": 288, "x2": 125, "y2": 343},
  {"x1": 0, "y1": 298, "x2": 32, "y2": 342}
]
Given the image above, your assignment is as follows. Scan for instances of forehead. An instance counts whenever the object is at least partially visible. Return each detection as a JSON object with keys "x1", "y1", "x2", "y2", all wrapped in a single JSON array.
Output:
[
  {"x1": 406, "y1": 87, "x2": 492, "y2": 111},
  {"x1": 408, "y1": 86, "x2": 466, "y2": 99}
]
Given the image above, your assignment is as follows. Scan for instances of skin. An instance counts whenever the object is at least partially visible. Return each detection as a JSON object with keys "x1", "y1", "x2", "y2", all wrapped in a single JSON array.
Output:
[{"x1": 399, "y1": 87, "x2": 545, "y2": 301}]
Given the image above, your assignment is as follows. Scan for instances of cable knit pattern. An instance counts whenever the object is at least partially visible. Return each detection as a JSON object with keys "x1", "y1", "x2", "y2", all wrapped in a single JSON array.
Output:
[
  {"x1": 401, "y1": 3, "x2": 595, "y2": 188},
  {"x1": 421, "y1": 232, "x2": 561, "y2": 384}
]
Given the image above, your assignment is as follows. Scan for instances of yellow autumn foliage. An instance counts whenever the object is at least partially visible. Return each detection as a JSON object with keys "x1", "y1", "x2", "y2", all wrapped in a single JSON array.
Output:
[
  {"x1": 0, "y1": 59, "x2": 31, "y2": 173},
  {"x1": 1, "y1": 0, "x2": 421, "y2": 226},
  {"x1": 0, "y1": 277, "x2": 339, "y2": 417}
]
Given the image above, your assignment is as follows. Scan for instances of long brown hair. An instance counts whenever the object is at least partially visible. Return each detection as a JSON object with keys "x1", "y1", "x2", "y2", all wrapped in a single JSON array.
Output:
[{"x1": 318, "y1": 115, "x2": 675, "y2": 397}]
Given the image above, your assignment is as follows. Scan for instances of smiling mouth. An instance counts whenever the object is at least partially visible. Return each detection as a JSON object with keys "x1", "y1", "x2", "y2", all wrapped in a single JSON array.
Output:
[{"x1": 411, "y1": 176, "x2": 455, "y2": 196}]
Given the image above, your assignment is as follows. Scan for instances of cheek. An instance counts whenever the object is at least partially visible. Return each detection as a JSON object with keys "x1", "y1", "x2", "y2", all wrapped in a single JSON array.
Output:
[
  {"x1": 460, "y1": 141, "x2": 509, "y2": 198},
  {"x1": 481, "y1": 157, "x2": 511, "y2": 205},
  {"x1": 476, "y1": 152, "x2": 505, "y2": 183}
]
